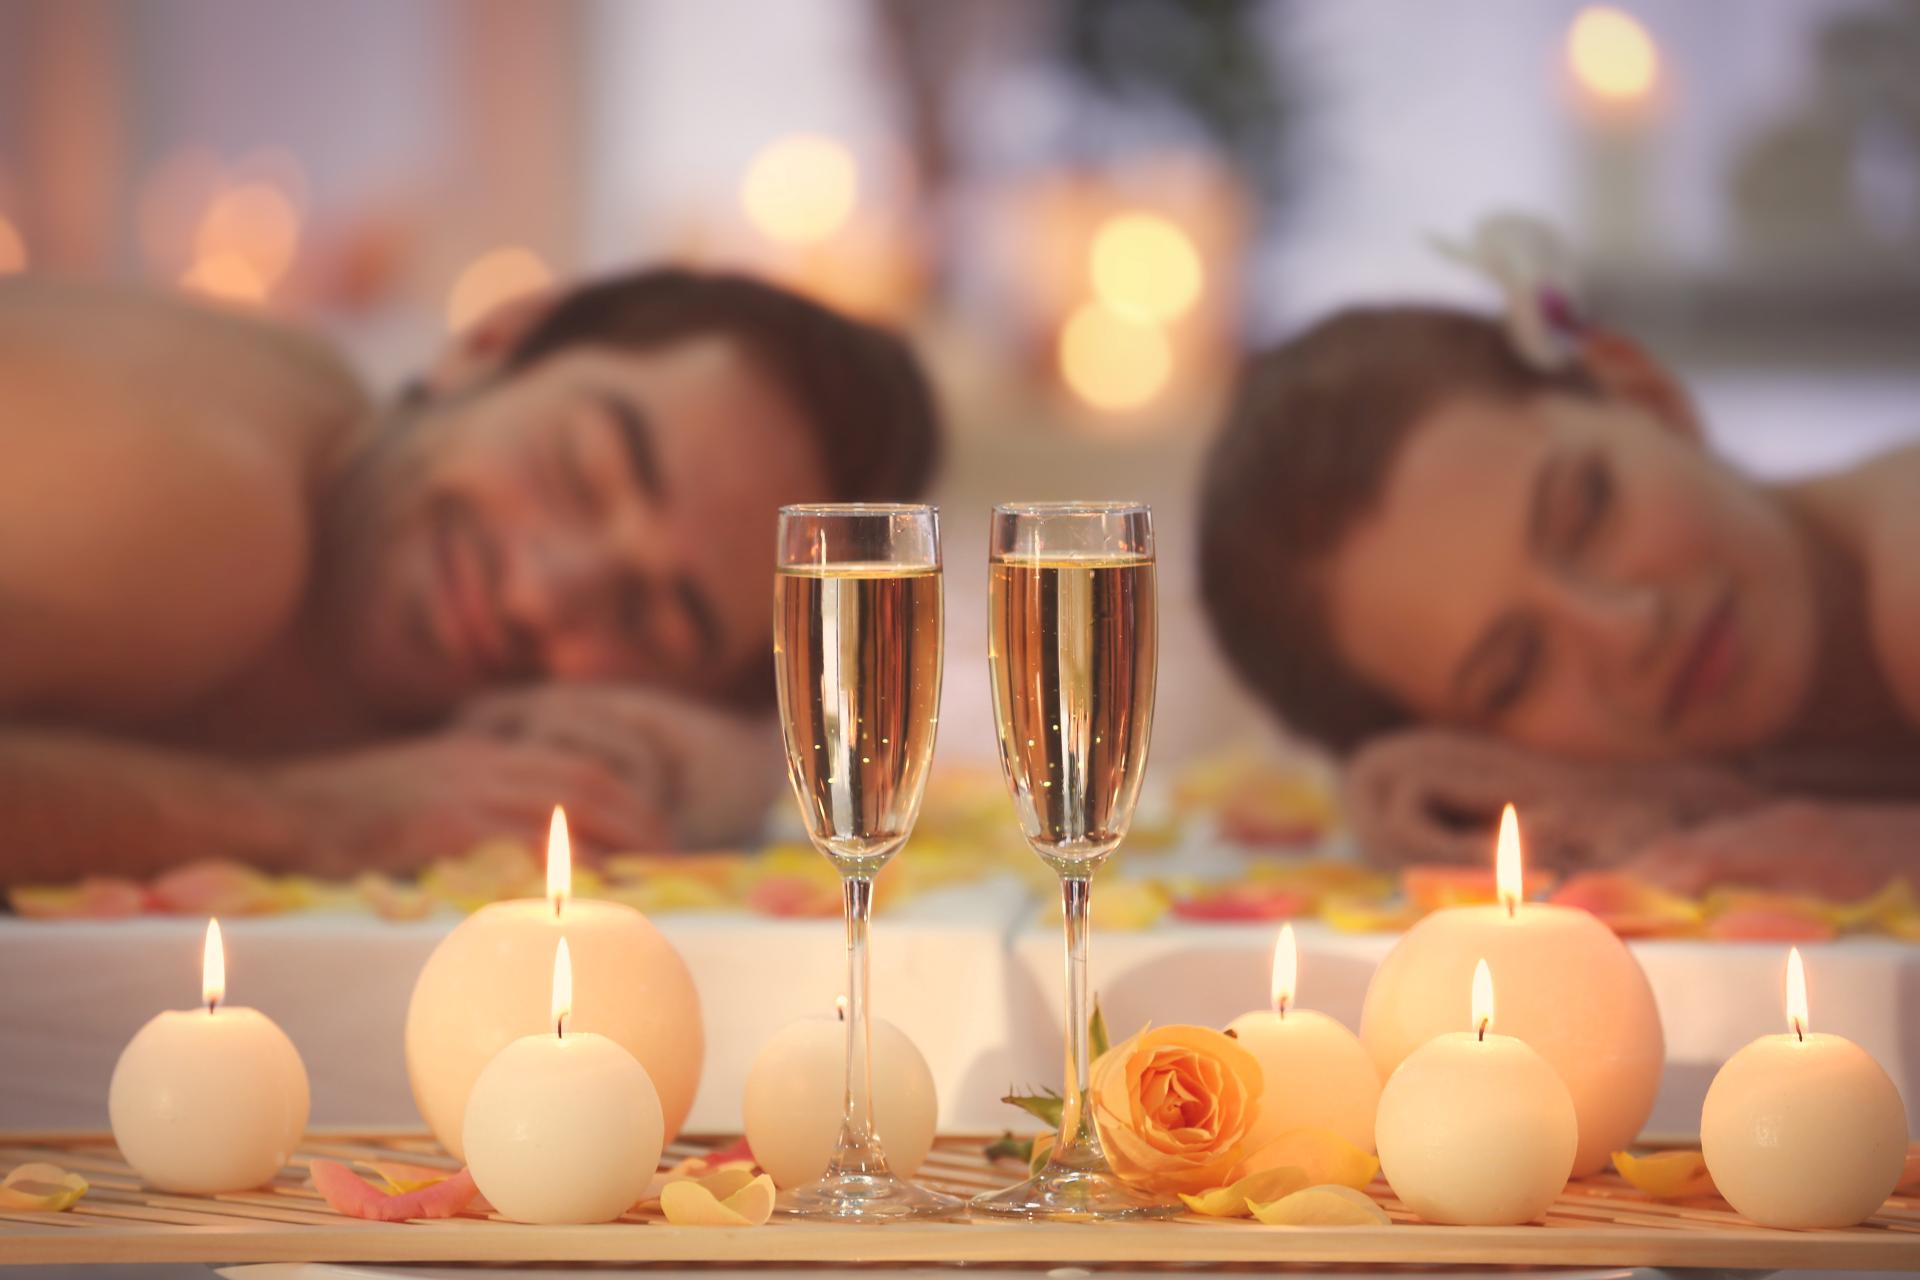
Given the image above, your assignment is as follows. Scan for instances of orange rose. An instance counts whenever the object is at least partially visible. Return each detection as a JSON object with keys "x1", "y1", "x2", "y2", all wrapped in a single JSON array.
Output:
[{"x1": 1089, "y1": 1024, "x2": 1264, "y2": 1195}]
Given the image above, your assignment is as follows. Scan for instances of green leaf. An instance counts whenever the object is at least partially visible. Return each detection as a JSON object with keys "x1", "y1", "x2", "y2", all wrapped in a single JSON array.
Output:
[
  {"x1": 1001, "y1": 1087, "x2": 1064, "y2": 1129},
  {"x1": 983, "y1": 1133, "x2": 1034, "y2": 1165},
  {"x1": 1090, "y1": 995, "x2": 1111, "y2": 1060}
]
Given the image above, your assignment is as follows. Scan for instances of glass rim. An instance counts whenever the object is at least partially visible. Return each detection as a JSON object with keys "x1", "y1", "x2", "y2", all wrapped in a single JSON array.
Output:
[
  {"x1": 991, "y1": 500, "x2": 1148, "y2": 516},
  {"x1": 779, "y1": 502, "x2": 938, "y2": 517}
]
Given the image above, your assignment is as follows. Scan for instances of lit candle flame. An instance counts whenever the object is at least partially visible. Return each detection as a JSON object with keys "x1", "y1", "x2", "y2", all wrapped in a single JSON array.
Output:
[
  {"x1": 1568, "y1": 6, "x2": 1658, "y2": 105},
  {"x1": 547, "y1": 805, "x2": 570, "y2": 918},
  {"x1": 1786, "y1": 946, "x2": 1808, "y2": 1041},
  {"x1": 552, "y1": 937, "x2": 573, "y2": 1038},
  {"x1": 1472, "y1": 958, "x2": 1495, "y2": 1040},
  {"x1": 1496, "y1": 803, "x2": 1523, "y2": 916},
  {"x1": 1271, "y1": 921, "x2": 1297, "y2": 1018},
  {"x1": 202, "y1": 918, "x2": 225, "y2": 1012}
]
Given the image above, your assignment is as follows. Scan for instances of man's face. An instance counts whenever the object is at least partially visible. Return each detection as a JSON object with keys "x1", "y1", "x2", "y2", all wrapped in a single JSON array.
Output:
[{"x1": 320, "y1": 336, "x2": 831, "y2": 721}]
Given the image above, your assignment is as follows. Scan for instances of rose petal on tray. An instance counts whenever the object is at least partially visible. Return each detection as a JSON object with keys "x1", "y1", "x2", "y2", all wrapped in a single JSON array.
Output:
[
  {"x1": 1550, "y1": 872, "x2": 1703, "y2": 938},
  {"x1": 1831, "y1": 880, "x2": 1917, "y2": 933},
  {"x1": 354, "y1": 873, "x2": 435, "y2": 921},
  {"x1": 356, "y1": 1160, "x2": 467, "y2": 1195},
  {"x1": 1319, "y1": 895, "x2": 1423, "y2": 933},
  {"x1": 744, "y1": 874, "x2": 842, "y2": 918},
  {"x1": 148, "y1": 859, "x2": 288, "y2": 917},
  {"x1": 1704, "y1": 901, "x2": 1837, "y2": 943},
  {"x1": 310, "y1": 1159, "x2": 478, "y2": 1220},
  {"x1": 1897, "y1": 1145, "x2": 1920, "y2": 1196},
  {"x1": 1612, "y1": 1149, "x2": 1716, "y2": 1200},
  {"x1": 660, "y1": 1169, "x2": 776, "y2": 1226},
  {"x1": 1403, "y1": 865, "x2": 1557, "y2": 912},
  {"x1": 1233, "y1": 1128, "x2": 1379, "y2": 1191},
  {"x1": 1178, "y1": 1165, "x2": 1311, "y2": 1218},
  {"x1": 8, "y1": 877, "x2": 148, "y2": 920},
  {"x1": 1170, "y1": 885, "x2": 1310, "y2": 923},
  {"x1": 0, "y1": 1163, "x2": 88, "y2": 1211},
  {"x1": 1250, "y1": 1183, "x2": 1390, "y2": 1227}
]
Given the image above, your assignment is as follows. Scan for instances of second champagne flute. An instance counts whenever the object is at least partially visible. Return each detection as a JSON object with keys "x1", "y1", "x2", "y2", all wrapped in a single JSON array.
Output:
[
  {"x1": 972, "y1": 501, "x2": 1174, "y2": 1221},
  {"x1": 772, "y1": 503, "x2": 960, "y2": 1221}
]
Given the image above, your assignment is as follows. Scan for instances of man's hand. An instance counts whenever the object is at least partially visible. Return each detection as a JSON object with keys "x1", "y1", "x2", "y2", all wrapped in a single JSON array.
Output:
[
  {"x1": 455, "y1": 684, "x2": 784, "y2": 848},
  {"x1": 268, "y1": 731, "x2": 670, "y2": 876}
]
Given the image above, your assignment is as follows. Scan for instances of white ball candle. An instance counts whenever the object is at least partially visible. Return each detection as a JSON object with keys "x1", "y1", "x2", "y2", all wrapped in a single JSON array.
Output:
[
  {"x1": 742, "y1": 1007, "x2": 938, "y2": 1189},
  {"x1": 464, "y1": 938, "x2": 665, "y2": 1224},
  {"x1": 1225, "y1": 923, "x2": 1380, "y2": 1153},
  {"x1": 109, "y1": 920, "x2": 310, "y2": 1193},
  {"x1": 1376, "y1": 959, "x2": 1577, "y2": 1226},
  {"x1": 1702, "y1": 947, "x2": 1907, "y2": 1228},
  {"x1": 1361, "y1": 805, "x2": 1662, "y2": 1175},
  {"x1": 407, "y1": 808, "x2": 702, "y2": 1159}
]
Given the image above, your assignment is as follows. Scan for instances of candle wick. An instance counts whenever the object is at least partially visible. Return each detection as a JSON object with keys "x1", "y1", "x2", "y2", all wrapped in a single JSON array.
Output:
[
  {"x1": 1477, "y1": 1018, "x2": 1488, "y2": 1042},
  {"x1": 552, "y1": 897, "x2": 562, "y2": 921},
  {"x1": 1794, "y1": 1017, "x2": 1804, "y2": 1043},
  {"x1": 207, "y1": 999, "x2": 216, "y2": 1016},
  {"x1": 557, "y1": 1016, "x2": 564, "y2": 1040},
  {"x1": 1504, "y1": 898, "x2": 1515, "y2": 919},
  {"x1": 1276, "y1": 997, "x2": 1288, "y2": 1021}
]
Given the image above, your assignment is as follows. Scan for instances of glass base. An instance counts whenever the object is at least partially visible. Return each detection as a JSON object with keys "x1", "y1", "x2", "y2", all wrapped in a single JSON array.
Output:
[
  {"x1": 776, "y1": 1171, "x2": 964, "y2": 1222},
  {"x1": 971, "y1": 1165, "x2": 1179, "y2": 1222}
]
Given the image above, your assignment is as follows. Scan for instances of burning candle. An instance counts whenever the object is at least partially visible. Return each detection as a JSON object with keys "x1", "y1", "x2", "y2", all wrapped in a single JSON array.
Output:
[
  {"x1": 1360, "y1": 805, "x2": 1663, "y2": 1174},
  {"x1": 1225, "y1": 923, "x2": 1380, "y2": 1153},
  {"x1": 406, "y1": 807, "x2": 703, "y2": 1159},
  {"x1": 741, "y1": 1000, "x2": 939, "y2": 1189},
  {"x1": 1701, "y1": 947, "x2": 1907, "y2": 1228},
  {"x1": 108, "y1": 920, "x2": 310, "y2": 1192},
  {"x1": 1375, "y1": 960, "x2": 1577, "y2": 1225},
  {"x1": 463, "y1": 938, "x2": 665, "y2": 1224}
]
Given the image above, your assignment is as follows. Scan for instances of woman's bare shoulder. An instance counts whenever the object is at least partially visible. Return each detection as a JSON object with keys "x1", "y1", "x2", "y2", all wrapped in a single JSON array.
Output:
[{"x1": 1850, "y1": 440, "x2": 1920, "y2": 721}]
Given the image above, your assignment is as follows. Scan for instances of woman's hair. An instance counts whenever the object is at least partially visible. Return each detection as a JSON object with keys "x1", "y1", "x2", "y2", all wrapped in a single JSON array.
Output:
[
  {"x1": 1198, "y1": 305, "x2": 1599, "y2": 755},
  {"x1": 508, "y1": 268, "x2": 939, "y2": 502}
]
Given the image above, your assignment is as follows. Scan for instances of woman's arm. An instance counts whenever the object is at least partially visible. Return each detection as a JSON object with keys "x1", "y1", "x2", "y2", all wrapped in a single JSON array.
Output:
[{"x1": 1618, "y1": 800, "x2": 1920, "y2": 899}]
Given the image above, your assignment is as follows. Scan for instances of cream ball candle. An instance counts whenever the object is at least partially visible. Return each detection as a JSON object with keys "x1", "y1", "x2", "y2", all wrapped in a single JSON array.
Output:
[
  {"x1": 1702, "y1": 947, "x2": 1907, "y2": 1229},
  {"x1": 109, "y1": 920, "x2": 310, "y2": 1194},
  {"x1": 1376, "y1": 959, "x2": 1577, "y2": 1225},
  {"x1": 407, "y1": 807, "x2": 702, "y2": 1159},
  {"x1": 742, "y1": 1004, "x2": 938, "y2": 1189},
  {"x1": 1226, "y1": 923, "x2": 1380, "y2": 1153},
  {"x1": 1360, "y1": 805, "x2": 1662, "y2": 1175},
  {"x1": 464, "y1": 939, "x2": 665, "y2": 1224}
]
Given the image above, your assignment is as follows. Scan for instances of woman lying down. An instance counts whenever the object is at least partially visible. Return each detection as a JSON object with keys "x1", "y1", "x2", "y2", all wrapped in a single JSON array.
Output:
[{"x1": 1200, "y1": 217, "x2": 1920, "y2": 899}]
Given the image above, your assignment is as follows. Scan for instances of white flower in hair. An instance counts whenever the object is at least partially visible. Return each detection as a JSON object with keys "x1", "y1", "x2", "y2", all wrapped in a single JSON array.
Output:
[{"x1": 1431, "y1": 213, "x2": 1586, "y2": 372}]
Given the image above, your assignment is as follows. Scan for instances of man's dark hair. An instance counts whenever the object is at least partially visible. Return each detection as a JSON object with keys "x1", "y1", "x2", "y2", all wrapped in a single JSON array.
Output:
[
  {"x1": 507, "y1": 268, "x2": 938, "y2": 501},
  {"x1": 1198, "y1": 305, "x2": 1599, "y2": 755}
]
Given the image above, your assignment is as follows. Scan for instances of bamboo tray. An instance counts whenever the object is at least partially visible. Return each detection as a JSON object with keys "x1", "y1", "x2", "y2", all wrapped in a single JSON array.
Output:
[{"x1": 2, "y1": 1130, "x2": 1917, "y2": 1270}]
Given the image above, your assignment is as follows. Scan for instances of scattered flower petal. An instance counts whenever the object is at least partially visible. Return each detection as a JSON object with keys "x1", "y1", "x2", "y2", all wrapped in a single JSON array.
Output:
[
  {"x1": 1551, "y1": 872, "x2": 1703, "y2": 938},
  {"x1": 660, "y1": 1169, "x2": 776, "y2": 1226},
  {"x1": 1403, "y1": 864, "x2": 1556, "y2": 912},
  {"x1": 1250, "y1": 1183, "x2": 1390, "y2": 1227},
  {"x1": 1705, "y1": 907, "x2": 1836, "y2": 943},
  {"x1": 1897, "y1": 1145, "x2": 1920, "y2": 1196},
  {"x1": 310, "y1": 1159, "x2": 478, "y2": 1221},
  {"x1": 8, "y1": 877, "x2": 148, "y2": 920},
  {"x1": 354, "y1": 873, "x2": 434, "y2": 921},
  {"x1": 1320, "y1": 895, "x2": 1423, "y2": 934},
  {"x1": 1178, "y1": 1165, "x2": 1311, "y2": 1218},
  {"x1": 356, "y1": 1160, "x2": 466, "y2": 1196},
  {"x1": 1170, "y1": 884, "x2": 1310, "y2": 923},
  {"x1": 148, "y1": 859, "x2": 287, "y2": 917},
  {"x1": 0, "y1": 1163, "x2": 88, "y2": 1211},
  {"x1": 1233, "y1": 1128, "x2": 1379, "y2": 1191},
  {"x1": 1612, "y1": 1150, "x2": 1716, "y2": 1200}
]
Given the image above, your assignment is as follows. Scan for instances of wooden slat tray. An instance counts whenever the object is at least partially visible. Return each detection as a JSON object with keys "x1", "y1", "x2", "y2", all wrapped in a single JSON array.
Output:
[{"x1": 2, "y1": 1130, "x2": 1917, "y2": 1270}]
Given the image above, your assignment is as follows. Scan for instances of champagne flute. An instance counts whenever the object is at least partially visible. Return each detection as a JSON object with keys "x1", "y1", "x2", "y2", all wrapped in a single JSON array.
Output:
[
  {"x1": 772, "y1": 503, "x2": 960, "y2": 1221},
  {"x1": 972, "y1": 501, "x2": 1173, "y2": 1220}
]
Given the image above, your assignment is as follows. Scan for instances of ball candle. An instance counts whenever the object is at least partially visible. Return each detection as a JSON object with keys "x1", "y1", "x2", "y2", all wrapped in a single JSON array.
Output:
[
  {"x1": 1702, "y1": 947, "x2": 1907, "y2": 1228},
  {"x1": 464, "y1": 938, "x2": 665, "y2": 1224},
  {"x1": 1376, "y1": 959, "x2": 1577, "y2": 1225},
  {"x1": 1225, "y1": 922, "x2": 1380, "y2": 1153},
  {"x1": 407, "y1": 807, "x2": 703, "y2": 1159},
  {"x1": 1360, "y1": 804, "x2": 1662, "y2": 1174},
  {"x1": 109, "y1": 919, "x2": 310, "y2": 1193},
  {"x1": 742, "y1": 1000, "x2": 939, "y2": 1189}
]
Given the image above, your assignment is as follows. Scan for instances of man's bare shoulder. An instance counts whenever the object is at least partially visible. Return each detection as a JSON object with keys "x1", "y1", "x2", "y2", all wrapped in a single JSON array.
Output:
[{"x1": 0, "y1": 280, "x2": 365, "y2": 720}]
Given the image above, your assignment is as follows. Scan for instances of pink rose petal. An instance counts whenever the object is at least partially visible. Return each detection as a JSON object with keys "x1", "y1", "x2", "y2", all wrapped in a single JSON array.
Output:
[
  {"x1": 9, "y1": 877, "x2": 149, "y2": 920},
  {"x1": 149, "y1": 859, "x2": 286, "y2": 917},
  {"x1": 310, "y1": 1159, "x2": 478, "y2": 1221}
]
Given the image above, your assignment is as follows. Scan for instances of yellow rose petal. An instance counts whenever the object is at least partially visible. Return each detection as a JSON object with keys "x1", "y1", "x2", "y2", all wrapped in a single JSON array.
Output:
[
  {"x1": 359, "y1": 1160, "x2": 463, "y2": 1196},
  {"x1": 1234, "y1": 1128, "x2": 1378, "y2": 1191},
  {"x1": 0, "y1": 1163, "x2": 88, "y2": 1212},
  {"x1": 660, "y1": 1171, "x2": 776, "y2": 1226},
  {"x1": 1612, "y1": 1149, "x2": 1716, "y2": 1200},
  {"x1": 1178, "y1": 1165, "x2": 1311, "y2": 1218},
  {"x1": 1251, "y1": 1183, "x2": 1390, "y2": 1226}
]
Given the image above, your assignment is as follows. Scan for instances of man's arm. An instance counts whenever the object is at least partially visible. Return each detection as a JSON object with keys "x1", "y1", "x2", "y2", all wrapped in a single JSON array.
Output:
[{"x1": 0, "y1": 726, "x2": 672, "y2": 888}]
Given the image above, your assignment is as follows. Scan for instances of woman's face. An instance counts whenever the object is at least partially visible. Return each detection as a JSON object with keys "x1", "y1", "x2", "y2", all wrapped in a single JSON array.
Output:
[{"x1": 1326, "y1": 392, "x2": 1817, "y2": 759}]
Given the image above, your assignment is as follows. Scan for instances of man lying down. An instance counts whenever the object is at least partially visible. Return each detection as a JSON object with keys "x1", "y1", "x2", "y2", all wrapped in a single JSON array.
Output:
[
  {"x1": 1198, "y1": 219, "x2": 1920, "y2": 899},
  {"x1": 0, "y1": 271, "x2": 939, "y2": 885}
]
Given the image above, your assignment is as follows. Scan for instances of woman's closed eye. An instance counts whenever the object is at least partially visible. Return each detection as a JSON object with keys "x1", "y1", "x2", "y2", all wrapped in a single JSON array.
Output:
[{"x1": 1555, "y1": 453, "x2": 1613, "y2": 554}]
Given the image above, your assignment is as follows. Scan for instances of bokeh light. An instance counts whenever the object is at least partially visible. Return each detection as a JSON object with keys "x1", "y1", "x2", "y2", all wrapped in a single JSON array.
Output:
[
  {"x1": 1058, "y1": 301, "x2": 1173, "y2": 412},
  {"x1": 447, "y1": 246, "x2": 554, "y2": 333},
  {"x1": 1089, "y1": 212, "x2": 1204, "y2": 322},
  {"x1": 0, "y1": 217, "x2": 25, "y2": 274},
  {"x1": 138, "y1": 148, "x2": 224, "y2": 277},
  {"x1": 194, "y1": 181, "x2": 301, "y2": 291},
  {"x1": 740, "y1": 134, "x2": 859, "y2": 247},
  {"x1": 180, "y1": 252, "x2": 268, "y2": 304},
  {"x1": 1568, "y1": 6, "x2": 1658, "y2": 103}
]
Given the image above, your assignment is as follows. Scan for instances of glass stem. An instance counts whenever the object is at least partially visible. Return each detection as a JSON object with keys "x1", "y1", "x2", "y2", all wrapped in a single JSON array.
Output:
[
  {"x1": 1051, "y1": 872, "x2": 1105, "y2": 1170},
  {"x1": 827, "y1": 869, "x2": 889, "y2": 1179}
]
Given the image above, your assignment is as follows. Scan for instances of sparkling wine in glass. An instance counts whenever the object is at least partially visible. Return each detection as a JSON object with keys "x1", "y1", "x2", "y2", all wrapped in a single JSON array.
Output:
[
  {"x1": 972, "y1": 501, "x2": 1173, "y2": 1220},
  {"x1": 772, "y1": 503, "x2": 959, "y2": 1221}
]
